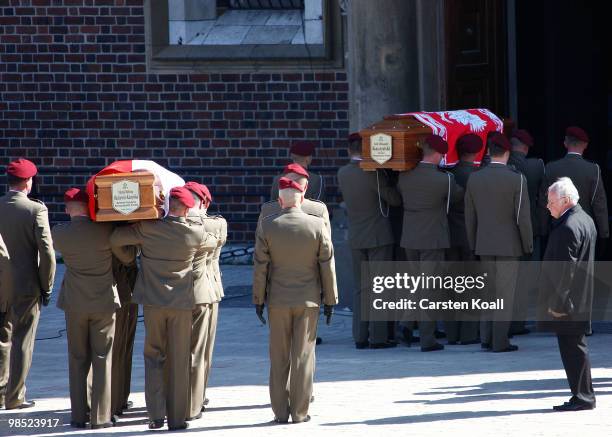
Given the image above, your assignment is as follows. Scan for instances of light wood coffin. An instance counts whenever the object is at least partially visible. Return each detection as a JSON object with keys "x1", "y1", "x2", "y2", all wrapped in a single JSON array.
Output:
[
  {"x1": 359, "y1": 115, "x2": 514, "y2": 171},
  {"x1": 93, "y1": 171, "x2": 162, "y2": 222}
]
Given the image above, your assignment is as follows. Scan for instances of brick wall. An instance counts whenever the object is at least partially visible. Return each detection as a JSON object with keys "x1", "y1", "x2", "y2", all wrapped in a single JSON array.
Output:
[{"x1": 0, "y1": 0, "x2": 349, "y2": 243}]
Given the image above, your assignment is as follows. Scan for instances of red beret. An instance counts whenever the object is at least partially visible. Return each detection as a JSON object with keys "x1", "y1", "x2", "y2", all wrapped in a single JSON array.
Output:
[
  {"x1": 282, "y1": 163, "x2": 309, "y2": 179},
  {"x1": 170, "y1": 186, "x2": 195, "y2": 208},
  {"x1": 63, "y1": 187, "x2": 89, "y2": 204},
  {"x1": 290, "y1": 141, "x2": 315, "y2": 157},
  {"x1": 566, "y1": 126, "x2": 589, "y2": 143},
  {"x1": 490, "y1": 133, "x2": 511, "y2": 151},
  {"x1": 348, "y1": 132, "x2": 361, "y2": 142},
  {"x1": 7, "y1": 158, "x2": 37, "y2": 179},
  {"x1": 424, "y1": 134, "x2": 448, "y2": 154},
  {"x1": 184, "y1": 181, "x2": 212, "y2": 204},
  {"x1": 511, "y1": 129, "x2": 534, "y2": 147},
  {"x1": 456, "y1": 134, "x2": 483, "y2": 154},
  {"x1": 278, "y1": 176, "x2": 305, "y2": 192}
]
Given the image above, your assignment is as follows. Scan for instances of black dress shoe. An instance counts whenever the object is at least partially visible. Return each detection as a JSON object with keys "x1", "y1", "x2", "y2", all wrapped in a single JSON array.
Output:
[
  {"x1": 481, "y1": 342, "x2": 491, "y2": 349},
  {"x1": 6, "y1": 400, "x2": 35, "y2": 409},
  {"x1": 169, "y1": 422, "x2": 189, "y2": 430},
  {"x1": 370, "y1": 341, "x2": 397, "y2": 349},
  {"x1": 553, "y1": 401, "x2": 595, "y2": 411},
  {"x1": 460, "y1": 339, "x2": 480, "y2": 345},
  {"x1": 355, "y1": 341, "x2": 369, "y2": 349},
  {"x1": 421, "y1": 343, "x2": 444, "y2": 352},
  {"x1": 70, "y1": 421, "x2": 87, "y2": 428},
  {"x1": 148, "y1": 419, "x2": 165, "y2": 430},
  {"x1": 91, "y1": 422, "x2": 114, "y2": 429},
  {"x1": 493, "y1": 344, "x2": 519, "y2": 353},
  {"x1": 316, "y1": 337, "x2": 322, "y2": 345},
  {"x1": 187, "y1": 412, "x2": 202, "y2": 421}
]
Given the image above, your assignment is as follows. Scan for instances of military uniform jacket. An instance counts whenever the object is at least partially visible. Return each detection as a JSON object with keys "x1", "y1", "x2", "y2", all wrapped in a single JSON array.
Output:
[
  {"x1": 187, "y1": 211, "x2": 219, "y2": 305},
  {"x1": 201, "y1": 214, "x2": 225, "y2": 303},
  {"x1": 253, "y1": 208, "x2": 338, "y2": 308},
  {"x1": 0, "y1": 233, "x2": 10, "y2": 312},
  {"x1": 0, "y1": 191, "x2": 56, "y2": 302},
  {"x1": 110, "y1": 216, "x2": 203, "y2": 310},
  {"x1": 508, "y1": 151, "x2": 545, "y2": 236},
  {"x1": 398, "y1": 162, "x2": 464, "y2": 250},
  {"x1": 52, "y1": 217, "x2": 120, "y2": 313},
  {"x1": 538, "y1": 205, "x2": 596, "y2": 334},
  {"x1": 537, "y1": 154, "x2": 609, "y2": 238},
  {"x1": 258, "y1": 198, "x2": 330, "y2": 238},
  {"x1": 337, "y1": 161, "x2": 402, "y2": 249},
  {"x1": 270, "y1": 171, "x2": 325, "y2": 202},
  {"x1": 211, "y1": 215, "x2": 227, "y2": 299},
  {"x1": 449, "y1": 161, "x2": 478, "y2": 248},
  {"x1": 465, "y1": 163, "x2": 533, "y2": 256}
]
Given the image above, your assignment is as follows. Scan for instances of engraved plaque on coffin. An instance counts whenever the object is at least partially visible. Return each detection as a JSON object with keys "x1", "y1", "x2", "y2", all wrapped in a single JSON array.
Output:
[{"x1": 94, "y1": 171, "x2": 161, "y2": 222}]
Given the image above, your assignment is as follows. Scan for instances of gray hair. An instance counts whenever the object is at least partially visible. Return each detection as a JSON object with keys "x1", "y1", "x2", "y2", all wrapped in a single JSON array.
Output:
[{"x1": 548, "y1": 177, "x2": 579, "y2": 205}]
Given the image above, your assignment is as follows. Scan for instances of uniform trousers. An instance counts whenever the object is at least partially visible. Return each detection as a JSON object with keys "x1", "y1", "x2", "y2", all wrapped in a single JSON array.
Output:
[
  {"x1": 111, "y1": 302, "x2": 138, "y2": 415},
  {"x1": 202, "y1": 301, "x2": 219, "y2": 403},
  {"x1": 189, "y1": 303, "x2": 211, "y2": 418},
  {"x1": 445, "y1": 247, "x2": 479, "y2": 343}
]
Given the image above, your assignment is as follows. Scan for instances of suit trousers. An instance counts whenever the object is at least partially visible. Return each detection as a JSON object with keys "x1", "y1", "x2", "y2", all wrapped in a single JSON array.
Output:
[
  {"x1": 111, "y1": 302, "x2": 138, "y2": 415},
  {"x1": 510, "y1": 238, "x2": 541, "y2": 334},
  {"x1": 445, "y1": 247, "x2": 479, "y2": 344},
  {"x1": 403, "y1": 248, "x2": 444, "y2": 349},
  {"x1": 202, "y1": 301, "x2": 219, "y2": 403},
  {"x1": 479, "y1": 256, "x2": 519, "y2": 351},
  {"x1": 268, "y1": 306, "x2": 318, "y2": 423},
  {"x1": 0, "y1": 296, "x2": 40, "y2": 408},
  {"x1": 351, "y1": 245, "x2": 393, "y2": 344},
  {"x1": 0, "y1": 311, "x2": 8, "y2": 405},
  {"x1": 65, "y1": 311, "x2": 115, "y2": 425},
  {"x1": 143, "y1": 305, "x2": 191, "y2": 428},
  {"x1": 557, "y1": 334, "x2": 596, "y2": 405},
  {"x1": 189, "y1": 303, "x2": 211, "y2": 418}
]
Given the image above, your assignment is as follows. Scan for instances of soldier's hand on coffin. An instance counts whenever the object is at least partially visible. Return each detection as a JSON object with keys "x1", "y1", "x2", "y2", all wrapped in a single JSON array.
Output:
[
  {"x1": 255, "y1": 304, "x2": 266, "y2": 325},
  {"x1": 324, "y1": 305, "x2": 333, "y2": 325}
]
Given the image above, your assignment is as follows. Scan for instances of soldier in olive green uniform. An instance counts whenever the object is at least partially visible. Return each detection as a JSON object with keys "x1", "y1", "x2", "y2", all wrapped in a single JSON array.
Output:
[
  {"x1": 465, "y1": 134, "x2": 533, "y2": 352},
  {"x1": 337, "y1": 133, "x2": 402, "y2": 349},
  {"x1": 184, "y1": 181, "x2": 220, "y2": 420},
  {"x1": 270, "y1": 141, "x2": 325, "y2": 202},
  {"x1": 0, "y1": 159, "x2": 56, "y2": 410},
  {"x1": 398, "y1": 135, "x2": 463, "y2": 352},
  {"x1": 507, "y1": 129, "x2": 545, "y2": 335},
  {"x1": 254, "y1": 177, "x2": 338, "y2": 423},
  {"x1": 110, "y1": 187, "x2": 205, "y2": 431},
  {"x1": 537, "y1": 126, "x2": 609, "y2": 240},
  {"x1": 53, "y1": 188, "x2": 119, "y2": 429},
  {"x1": 446, "y1": 134, "x2": 482, "y2": 345}
]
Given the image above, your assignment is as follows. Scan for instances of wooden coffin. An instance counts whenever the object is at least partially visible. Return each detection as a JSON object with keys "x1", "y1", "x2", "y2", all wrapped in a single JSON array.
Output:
[
  {"x1": 359, "y1": 115, "x2": 514, "y2": 171},
  {"x1": 93, "y1": 171, "x2": 162, "y2": 222}
]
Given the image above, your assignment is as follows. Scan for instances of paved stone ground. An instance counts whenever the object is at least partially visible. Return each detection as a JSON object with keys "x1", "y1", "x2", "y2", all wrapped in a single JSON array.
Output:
[{"x1": 0, "y1": 265, "x2": 611, "y2": 436}]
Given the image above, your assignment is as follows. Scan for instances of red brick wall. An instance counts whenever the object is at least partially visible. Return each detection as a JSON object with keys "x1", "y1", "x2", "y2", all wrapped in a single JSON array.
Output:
[{"x1": 0, "y1": 0, "x2": 349, "y2": 242}]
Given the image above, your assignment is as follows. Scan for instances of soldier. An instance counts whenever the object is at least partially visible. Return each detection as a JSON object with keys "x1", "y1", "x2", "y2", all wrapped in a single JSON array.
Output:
[
  {"x1": 0, "y1": 233, "x2": 10, "y2": 408},
  {"x1": 52, "y1": 188, "x2": 119, "y2": 429},
  {"x1": 337, "y1": 132, "x2": 402, "y2": 349},
  {"x1": 0, "y1": 158, "x2": 56, "y2": 410},
  {"x1": 270, "y1": 141, "x2": 325, "y2": 202},
  {"x1": 508, "y1": 128, "x2": 546, "y2": 336},
  {"x1": 110, "y1": 186, "x2": 205, "y2": 431},
  {"x1": 537, "y1": 126, "x2": 609, "y2": 241},
  {"x1": 397, "y1": 134, "x2": 463, "y2": 352},
  {"x1": 465, "y1": 134, "x2": 533, "y2": 352},
  {"x1": 446, "y1": 134, "x2": 482, "y2": 345},
  {"x1": 253, "y1": 177, "x2": 338, "y2": 423},
  {"x1": 184, "y1": 181, "x2": 220, "y2": 420},
  {"x1": 110, "y1": 253, "x2": 138, "y2": 417}
]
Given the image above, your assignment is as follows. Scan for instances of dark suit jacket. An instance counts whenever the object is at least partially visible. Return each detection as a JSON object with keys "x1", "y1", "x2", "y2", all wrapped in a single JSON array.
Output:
[{"x1": 538, "y1": 205, "x2": 596, "y2": 334}]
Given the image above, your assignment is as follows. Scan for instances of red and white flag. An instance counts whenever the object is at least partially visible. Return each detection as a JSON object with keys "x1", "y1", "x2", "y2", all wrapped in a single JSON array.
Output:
[
  {"x1": 393, "y1": 108, "x2": 504, "y2": 166},
  {"x1": 85, "y1": 160, "x2": 185, "y2": 219}
]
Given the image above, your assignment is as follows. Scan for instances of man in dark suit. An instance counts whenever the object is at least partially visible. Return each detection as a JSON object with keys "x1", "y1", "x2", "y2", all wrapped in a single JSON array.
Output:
[{"x1": 539, "y1": 177, "x2": 597, "y2": 411}]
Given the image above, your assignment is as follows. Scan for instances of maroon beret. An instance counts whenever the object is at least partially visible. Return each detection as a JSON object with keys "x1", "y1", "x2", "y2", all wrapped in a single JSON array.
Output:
[
  {"x1": 456, "y1": 134, "x2": 483, "y2": 154},
  {"x1": 290, "y1": 141, "x2": 315, "y2": 157},
  {"x1": 282, "y1": 163, "x2": 309, "y2": 179},
  {"x1": 7, "y1": 158, "x2": 37, "y2": 179},
  {"x1": 278, "y1": 176, "x2": 305, "y2": 192},
  {"x1": 63, "y1": 187, "x2": 89, "y2": 204},
  {"x1": 184, "y1": 181, "x2": 212, "y2": 204},
  {"x1": 511, "y1": 129, "x2": 534, "y2": 147},
  {"x1": 348, "y1": 132, "x2": 361, "y2": 142},
  {"x1": 170, "y1": 186, "x2": 195, "y2": 208},
  {"x1": 490, "y1": 133, "x2": 511, "y2": 151},
  {"x1": 424, "y1": 134, "x2": 448, "y2": 154},
  {"x1": 566, "y1": 126, "x2": 589, "y2": 143}
]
